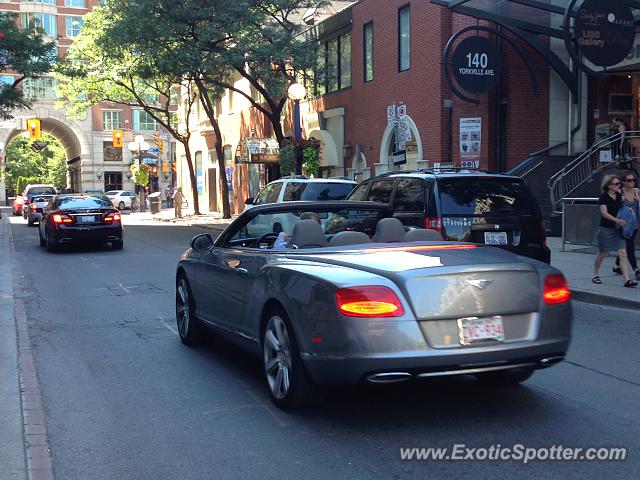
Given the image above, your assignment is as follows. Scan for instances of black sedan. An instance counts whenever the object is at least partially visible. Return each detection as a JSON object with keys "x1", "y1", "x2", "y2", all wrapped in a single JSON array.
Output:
[{"x1": 39, "y1": 195, "x2": 124, "y2": 251}]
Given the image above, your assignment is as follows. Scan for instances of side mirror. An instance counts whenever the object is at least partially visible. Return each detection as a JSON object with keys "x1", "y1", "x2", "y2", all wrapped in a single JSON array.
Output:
[
  {"x1": 190, "y1": 233, "x2": 214, "y2": 250},
  {"x1": 244, "y1": 197, "x2": 254, "y2": 205}
]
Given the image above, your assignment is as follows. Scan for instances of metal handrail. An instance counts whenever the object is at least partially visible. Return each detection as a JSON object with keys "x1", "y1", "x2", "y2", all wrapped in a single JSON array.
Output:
[{"x1": 548, "y1": 131, "x2": 640, "y2": 210}]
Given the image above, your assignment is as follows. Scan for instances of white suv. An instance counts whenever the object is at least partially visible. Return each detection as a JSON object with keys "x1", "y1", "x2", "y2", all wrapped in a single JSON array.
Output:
[{"x1": 245, "y1": 177, "x2": 357, "y2": 210}]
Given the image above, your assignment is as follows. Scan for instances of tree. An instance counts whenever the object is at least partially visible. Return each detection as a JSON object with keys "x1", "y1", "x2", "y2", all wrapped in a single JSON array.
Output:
[
  {"x1": 55, "y1": 7, "x2": 205, "y2": 214},
  {"x1": 4, "y1": 134, "x2": 66, "y2": 193},
  {"x1": 0, "y1": 12, "x2": 57, "y2": 119}
]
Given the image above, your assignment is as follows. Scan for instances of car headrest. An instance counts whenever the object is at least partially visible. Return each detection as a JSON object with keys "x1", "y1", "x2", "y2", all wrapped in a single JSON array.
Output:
[
  {"x1": 288, "y1": 219, "x2": 328, "y2": 249},
  {"x1": 328, "y1": 231, "x2": 372, "y2": 247},
  {"x1": 372, "y1": 217, "x2": 406, "y2": 243},
  {"x1": 402, "y1": 228, "x2": 443, "y2": 242}
]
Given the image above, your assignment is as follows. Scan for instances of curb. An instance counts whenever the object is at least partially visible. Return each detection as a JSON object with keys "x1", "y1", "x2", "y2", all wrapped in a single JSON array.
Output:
[{"x1": 571, "y1": 289, "x2": 640, "y2": 310}]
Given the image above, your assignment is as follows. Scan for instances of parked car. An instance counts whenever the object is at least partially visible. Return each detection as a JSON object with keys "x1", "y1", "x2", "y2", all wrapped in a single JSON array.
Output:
[
  {"x1": 22, "y1": 184, "x2": 57, "y2": 219},
  {"x1": 244, "y1": 177, "x2": 357, "y2": 210},
  {"x1": 175, "y1": 201, "x2": 571, "y2": 410},
  {"x1": 346, "y1": 170, "x2": 550, "y2": 263},
  {"x1": 105, "y1": 190, "x2": 137, "y2": 210},
  {"x1": 26, "y1": 195, "x2": 55, "y2": 226},
  {"x1": 38, "y1": 194, "x2": 124, "y2": 251},
  {"x1": 12, "y1": 195, "x2": 25, "y2": 216},
  {"x1": 83, "y1": 189, "x2": 105, "y2": 195}
]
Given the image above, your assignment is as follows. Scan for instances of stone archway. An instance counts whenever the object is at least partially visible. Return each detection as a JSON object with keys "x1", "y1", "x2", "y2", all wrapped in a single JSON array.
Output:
[
  {"x1": 0, "y1": 107, "x2": 91, "y2": 201},
  {"x1": 376, "y1": 115, "x2": 425, "y2": 175}
]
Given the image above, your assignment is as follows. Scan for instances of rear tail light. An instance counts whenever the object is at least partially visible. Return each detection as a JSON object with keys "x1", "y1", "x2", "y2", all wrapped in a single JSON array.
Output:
[
  {"x1": 103, "y1": 211, "x2": 122, "y2": 223},
  {"x1": 29, "y1": 204, "x2": 36, "y2": 211},
  {"x1": 425, "y1": 217, "x2": 443, "y2": 234},
  {"x1": 52, "y1": 214, "x2": 73, "y2": 224},
  {"x1": 543, "y1": 274, "x2": 570, "y2": 305},
  {"x1": 540, "y1": 218, "x2": 547, "y2": 248},
  {"x1": 336, "y1": 286, "x2": 404, "y2": 317}
]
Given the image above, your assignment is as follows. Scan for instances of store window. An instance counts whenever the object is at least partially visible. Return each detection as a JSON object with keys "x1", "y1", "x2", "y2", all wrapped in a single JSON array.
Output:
[
  {"x1": 102, "y1": 110, "x2": 121, "y2": 130},
  {"x1": 104, "y1": 172, "x2": 122, "y2": 192},
  {"x1": 103, "y1": 141, "x2": 122, "y2": 162},
  {"x1": 364, "y1": 22, "x2": 374, "y2": 82},
  {"x1": 398, "y1": 6, "x2": 411, "y2": 72},
  {"x1": 133, "y1": 110, "x2": 158, "y2": 131}
]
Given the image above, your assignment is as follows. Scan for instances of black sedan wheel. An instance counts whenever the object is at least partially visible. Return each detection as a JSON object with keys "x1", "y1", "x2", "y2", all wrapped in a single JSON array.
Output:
[
  {"x1": 39, "y1": 227, "x2": 46, "y2": 247},
  {"x1": 45, "y1": 231, "x2": 57, "y2": 252},
  {"x1": 176, "y1": 275, "x2": 207, "y2": 346},
  {"x1": 262, "y1": 309, "x2": 325, "y2": 410}
]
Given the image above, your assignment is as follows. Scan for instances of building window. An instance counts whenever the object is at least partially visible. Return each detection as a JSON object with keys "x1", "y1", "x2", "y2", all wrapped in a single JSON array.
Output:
[
  {"x1": 65, "y1": 17, "x2": 84, "y2": 38},
  {"x1": 0, "y1": 75, "x2": 13, "y2": 87},
  {"x1": 316, "y1": 32, "x2": 352, "y2": 95},
  {"x1": 22, "y1": 0, "x2": 56, "y2": 4},
  {"x1": 21, "y1": 13, "x2": 57, "y2": 37},
  {"x1": 133, "y1": 110, "x2": 158, "y2": 131},
  {"x1": 64, "y1": 0, "x2": 86, "y2": 7},
  {"x1": 23, "y1": 77, "x2": 57, "y2": 100},
  {"x1": 103, "y1": 141, "x2": 123, "y2": 162},
  {"x1": 102, "y1": 110, "x2": 121, "y2": 130},
  {"x1": 104, "y1": 172, "x2": 122, "y2": 191},
  {"x1": 364, "y1": 22, "x2": 374, "y2": 82},
  {"x1": 398, "y1": 6, "x2": 411, "y2": 72}
]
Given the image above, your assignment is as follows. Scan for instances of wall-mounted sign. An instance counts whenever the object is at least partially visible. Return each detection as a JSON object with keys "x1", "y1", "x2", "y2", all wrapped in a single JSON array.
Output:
[
  {"x1": 452, "y1": 36, "x2": 501, "y2": 94},
  {"x1": 393, "y1": 150, "x2": 407, "y2": 166},
  {"x1": 460, "y1": 118, "x2": 481, "y2": 168},
  {"x1": 575, "y1": 0, "x2": 634, "y2": 67}
]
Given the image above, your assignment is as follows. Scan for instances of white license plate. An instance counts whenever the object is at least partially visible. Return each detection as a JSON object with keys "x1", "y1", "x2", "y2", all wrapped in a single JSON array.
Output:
[
  {"x1": 457, "y1": 316, "x2": 505, "y2": 345},
  {"x1": 484, "y1": 231, "x2": 508, "y2": 245},
  {"x1": 77, "y1": 215, "x2": 95, "y2": 223}
]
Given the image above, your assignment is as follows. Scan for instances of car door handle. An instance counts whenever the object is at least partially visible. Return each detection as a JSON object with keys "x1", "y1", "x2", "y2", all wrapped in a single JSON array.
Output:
[
  {"x1": 226, "y1": 258, "x2": 248, "y2": 273},
  {"x1": 235, "y1": 267, "x2": 248, "y2": 274}
]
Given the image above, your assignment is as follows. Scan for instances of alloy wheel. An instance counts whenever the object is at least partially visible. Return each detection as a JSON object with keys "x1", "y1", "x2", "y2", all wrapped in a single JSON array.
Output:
[
  {"x1": 263, "y1": 315, "x2": 293, "y2": 400},
  {"x1": 176, "y1": 278, "x2": 190, "y2": 338}
]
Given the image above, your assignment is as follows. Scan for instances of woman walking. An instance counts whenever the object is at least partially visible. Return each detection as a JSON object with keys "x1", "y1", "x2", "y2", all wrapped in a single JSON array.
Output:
[
  {"x1": 613, "y1": 172, "x2": 640, "y2": 281},
  {"x1": 592, "y1": 175, "x2": 638, "y2": 287}
]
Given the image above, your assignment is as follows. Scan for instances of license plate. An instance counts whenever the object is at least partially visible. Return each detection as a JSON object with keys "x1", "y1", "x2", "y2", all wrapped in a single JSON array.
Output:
[
  {"x1": 457, "y1": 316, "x2": 505, "y2": 345},
  {"x1": 77, "y1": 215, "x2": 95, "y2": 223},
  {"x1": 484, "y1": 231, "x2": 508, "y2": 245}
]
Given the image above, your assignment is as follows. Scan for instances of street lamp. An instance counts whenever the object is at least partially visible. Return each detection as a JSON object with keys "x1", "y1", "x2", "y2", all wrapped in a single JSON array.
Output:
[
  {"x1": 288, "y1": 82, "x2": 307, "y2": 175},
  {"x1": 127, "y1": 135, "x2": 151, "y2": 211}
]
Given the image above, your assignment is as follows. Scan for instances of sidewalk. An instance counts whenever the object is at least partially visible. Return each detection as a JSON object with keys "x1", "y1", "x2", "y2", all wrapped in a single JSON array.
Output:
[
  {"x1": 130, "y1": 208, "x2": 640, "y2": 309},
  {"x1": 547, "y1": 237, "x2": 639, "y2": 309}
]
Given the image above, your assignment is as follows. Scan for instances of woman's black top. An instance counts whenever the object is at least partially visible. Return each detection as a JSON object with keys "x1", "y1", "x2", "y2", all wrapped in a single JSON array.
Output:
[{"x1": 599, "y1": 192, "x2": 622, "y2": 228}]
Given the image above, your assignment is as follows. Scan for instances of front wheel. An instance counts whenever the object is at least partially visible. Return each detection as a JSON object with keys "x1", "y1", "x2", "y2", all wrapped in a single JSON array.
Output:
[
  {"x1": 475, "y1": 368, "x2": 534, "y2": 386},
  {"x1": 176, "y1": 275, "x2": 208, "y2": 346},
  {"x1": 262, "y1": 310, "x2": 326, "y2": 410}
]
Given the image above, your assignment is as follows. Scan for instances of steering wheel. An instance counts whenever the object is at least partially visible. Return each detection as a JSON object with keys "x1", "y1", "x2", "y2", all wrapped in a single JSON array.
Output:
[{"x1": 257, "y1": 232, "x2": 280, "y2": 246}]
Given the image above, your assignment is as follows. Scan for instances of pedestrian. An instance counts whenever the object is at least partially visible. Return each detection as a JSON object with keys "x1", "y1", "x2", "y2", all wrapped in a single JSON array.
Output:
[
  {"x1": 613, "y1": 172, "x2": 640, "y2": 281},
  {"x1": 592, "y1": 175, "x2": 638, "y2": 287},
  {"x1": 172, "y1": 186, "x2": 184, "y2": 218},
  {"x1": 612, "y1": 117, "x2": 629, "y2": 164},
  {"x1": 165, "y1": 184, "x2": 174, "y2": 208}
]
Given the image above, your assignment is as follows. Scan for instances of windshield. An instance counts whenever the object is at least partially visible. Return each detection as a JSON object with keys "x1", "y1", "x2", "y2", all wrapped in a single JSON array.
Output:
[
  {"x1": 105, "y1": 191, "x2": 119, "y2": 196},
  {"x1": 283, "y1": 182, "x2": 356, "y2": 201},
  {"x1": 58, "y1": 196, "x2": 113, "y2": 209},
  {"x1": 437, "y1": 178, "x2": 538, "y2": 216},
  {"x1": 28, "y1": 187, "x2": 56, "y2": 196}
]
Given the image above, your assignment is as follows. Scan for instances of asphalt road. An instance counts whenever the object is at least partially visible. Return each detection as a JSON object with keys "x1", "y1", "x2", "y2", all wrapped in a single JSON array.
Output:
[{"x1": 6, "y1": 213, "x2": 640, "y2": 480}]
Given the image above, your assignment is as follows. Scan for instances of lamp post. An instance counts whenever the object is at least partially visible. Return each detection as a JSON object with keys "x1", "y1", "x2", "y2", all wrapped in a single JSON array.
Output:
[
  {"x1": 287, "y1": 82, "x2": 307, "y2": 175},
  {"x1": 128, "y1": 135, "x2": 150, "y2": 212}
]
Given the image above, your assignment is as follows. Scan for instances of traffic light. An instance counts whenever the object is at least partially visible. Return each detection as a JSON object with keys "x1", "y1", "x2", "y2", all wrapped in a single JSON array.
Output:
[
  {"x1": 27, "y1": 119, "x2": 41, "y2": 140},
  {"x1": 154, "y1": 131, "x2": 164, "y2": 154},
  {"x1": 112, "y1": 130, "x2": 124, "y2": 148}
]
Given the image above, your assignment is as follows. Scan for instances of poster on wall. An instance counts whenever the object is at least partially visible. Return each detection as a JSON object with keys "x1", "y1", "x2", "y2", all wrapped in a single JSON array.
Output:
[{"x1": 459, "y1": 118, "x2": 481, "y2": 169}]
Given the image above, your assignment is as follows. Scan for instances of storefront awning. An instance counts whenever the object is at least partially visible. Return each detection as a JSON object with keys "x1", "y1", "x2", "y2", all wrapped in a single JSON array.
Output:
[{"x1": 236, "y1": 138, "x2": 280, "y2": 164}]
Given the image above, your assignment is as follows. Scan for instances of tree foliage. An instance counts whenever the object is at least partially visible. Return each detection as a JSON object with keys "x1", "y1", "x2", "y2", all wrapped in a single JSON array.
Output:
[
  {"x1": 0, "y1": 12, "x2": 57, "y2": 119},
  {"x1": 3, "y1": 134, "x2": 66, "y2": 193}
]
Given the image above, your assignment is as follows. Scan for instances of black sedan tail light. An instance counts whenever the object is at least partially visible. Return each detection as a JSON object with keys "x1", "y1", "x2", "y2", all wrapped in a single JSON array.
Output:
[{"x1": 103, "y1": 211, "x2": 122, "y2": 223}]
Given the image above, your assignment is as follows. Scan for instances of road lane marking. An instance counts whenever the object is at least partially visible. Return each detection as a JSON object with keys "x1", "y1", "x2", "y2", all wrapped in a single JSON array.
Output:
[
  {"x1": 160, "y1": 318, "x2": 178, "y2": 336},
  {"x1": 244, "y1": 389, "x2": 288, "y2": 428}
]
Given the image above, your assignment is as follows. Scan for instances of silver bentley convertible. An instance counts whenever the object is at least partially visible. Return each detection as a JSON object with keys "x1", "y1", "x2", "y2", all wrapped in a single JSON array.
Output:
[{"x1": 175, "y1": 201, "x2": 572, "y2": 410}]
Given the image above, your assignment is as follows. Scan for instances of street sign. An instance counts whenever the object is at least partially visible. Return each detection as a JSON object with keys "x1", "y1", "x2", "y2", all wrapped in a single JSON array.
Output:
[
  {"x1": 397, "y1": 104, "x2": 407, "y2": 120},
  {"x1": 393, "y1": 150, "x2": 407, "y2": 166},
  {"x1": 387, "y1": 105, "x2": 397, "y2": 127},
  {"x1": 398, "y1": 120, "x2": 412, "y2": 141},
  {"x1": 148, "y1": 147, "x2": 160, "y2": 154}
]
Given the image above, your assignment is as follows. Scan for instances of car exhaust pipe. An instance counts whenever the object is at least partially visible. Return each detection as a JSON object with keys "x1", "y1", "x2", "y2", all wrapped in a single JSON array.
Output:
[
  {"x1": 366, "y1": 372, "x2": 412, "y2": 383},
  {"x1": 538, "y1": 356, "x2": 564, "y2": 367}
]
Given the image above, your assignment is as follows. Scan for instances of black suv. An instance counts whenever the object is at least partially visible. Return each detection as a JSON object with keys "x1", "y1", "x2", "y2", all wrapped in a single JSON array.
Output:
[{"x1": 346, "y1": 170, "x2": 550, "y2": 263}]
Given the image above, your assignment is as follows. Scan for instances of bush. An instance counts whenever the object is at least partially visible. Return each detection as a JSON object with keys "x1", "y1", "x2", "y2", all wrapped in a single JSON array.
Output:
[{"x1": 279, "y1": 146, "x2": 296, "y2": 177}]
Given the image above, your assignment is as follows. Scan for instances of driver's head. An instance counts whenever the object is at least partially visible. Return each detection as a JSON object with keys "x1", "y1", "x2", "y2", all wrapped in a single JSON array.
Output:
[{"x1": 299, "y1": 211, "x2": 320, "y2": 223}]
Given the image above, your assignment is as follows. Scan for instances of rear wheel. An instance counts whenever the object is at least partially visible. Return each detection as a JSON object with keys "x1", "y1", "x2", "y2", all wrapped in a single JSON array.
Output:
[
  {"x1": 176, "y1": 275, "x2": 208, "y2": 346},
  {"x1": 45, "y1": 231, "x2": 57, "y2": 252},
  {"x1": 475, "y1": 368, "x2": 534, "y2": 386},
  {"x1": 112, "y1": 239, "x2": 124, "y2": 250},
  {"x1": 262, "y1": 309, "x2": 326, "y2": 410}
]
